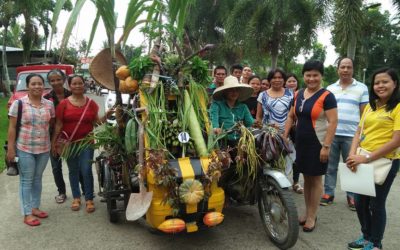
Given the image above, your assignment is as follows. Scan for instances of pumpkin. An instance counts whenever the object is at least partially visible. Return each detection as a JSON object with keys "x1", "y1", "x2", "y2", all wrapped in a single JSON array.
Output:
[
  {"x1": 125, "y1": 76, "x2": 139, "y2": 93},
  {"x1": 157, "y1": 218, "x2": 186, "y2": 233},
  {"x1": 179, "y1": 179, "x2": 204, "y2": 205},
  {"x1": 115, "y1": 65, "x2": 130, "y2": 80},
  {"x1": 203, "y1": 212, "x2": 224, "y2": 227}
]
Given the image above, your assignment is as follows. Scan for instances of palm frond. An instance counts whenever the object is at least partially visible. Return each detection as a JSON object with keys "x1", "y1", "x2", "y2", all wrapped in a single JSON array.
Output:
[
  {"x1": 86, "y1": 11, "x2": 100, "y2": 57},
  {"x1": 118, "y1": 0, "x2": 149, "y2": 45},
  {"x1": 60, "y1": 0, "x2": 87, "y2": 60},
  {"x1": 91, "y1": 0, "x2": 117, "y2": 56}
]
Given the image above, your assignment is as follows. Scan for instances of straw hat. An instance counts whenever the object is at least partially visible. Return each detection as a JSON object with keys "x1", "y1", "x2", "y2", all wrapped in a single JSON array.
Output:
[
  {"x1": 213, "y1": 75, "x2": 254, "y2": 102},
  {"x1": 89, "y1": 48, "x2": 127, "y2": 90}
]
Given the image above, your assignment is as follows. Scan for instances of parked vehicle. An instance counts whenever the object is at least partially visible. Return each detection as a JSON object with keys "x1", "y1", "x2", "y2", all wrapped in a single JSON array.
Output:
[
  {"x1": 7, "y1": 64, "x2": 74, "y2": 109},
  {"x1": 104, "y1": 91, "x2": 131, "y2": 124}
]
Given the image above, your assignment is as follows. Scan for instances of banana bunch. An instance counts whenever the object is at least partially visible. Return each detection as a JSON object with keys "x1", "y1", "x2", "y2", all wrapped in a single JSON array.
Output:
[
  {"x1": 163, "y1": 118, "x2": 195, "y2": 150},
  {"x1": 252, "y1": 125, "x2": 292, "y2": 163}
]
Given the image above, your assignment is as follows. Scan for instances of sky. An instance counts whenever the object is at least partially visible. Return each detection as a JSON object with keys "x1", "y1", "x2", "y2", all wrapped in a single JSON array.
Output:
[{"x1": 54, "y1": 0, "x2": 396, "y2": 66}]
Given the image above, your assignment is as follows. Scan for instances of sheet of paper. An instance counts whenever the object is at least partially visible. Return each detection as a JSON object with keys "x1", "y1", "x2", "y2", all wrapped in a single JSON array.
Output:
[{"x1": 338, "y1": 163, "x2": 376, "y2": 197}]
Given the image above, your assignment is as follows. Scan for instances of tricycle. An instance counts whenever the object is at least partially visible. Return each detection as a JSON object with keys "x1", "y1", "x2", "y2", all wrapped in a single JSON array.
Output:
[{"x1": 89, "y1": 44, "x2": 298, "y2": 249}]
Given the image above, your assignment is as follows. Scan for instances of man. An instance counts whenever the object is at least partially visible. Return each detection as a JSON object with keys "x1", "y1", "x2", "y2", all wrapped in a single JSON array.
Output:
[
  {"x1": 230, "y1": 64, "x2": 243, "y2": 81},
  {"x1": 320, "y1": 57, "x2": 369, "y2": 210},
  {"x1": 241, "y1": 66, "x2": 252, "y2": 84},
  {"x1": 208, "y1": 65, "x2": 227, "y2": 95}
]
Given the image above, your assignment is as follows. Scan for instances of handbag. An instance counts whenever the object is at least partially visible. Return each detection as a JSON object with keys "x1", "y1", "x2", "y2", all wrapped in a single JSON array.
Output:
[
  {"x1": 56, "y1": 98, "x2": 92, "y2": 156},
  {"x1": 4, "y1": 100, "x2": 23, "y2": 176},
  {"x1": 357, "y1": 107, "x2": 392, "y2": 185}
]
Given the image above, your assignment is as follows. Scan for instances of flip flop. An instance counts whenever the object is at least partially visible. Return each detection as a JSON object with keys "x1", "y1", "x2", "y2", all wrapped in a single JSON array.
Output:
[
  {"x1": 32, "y1": 210, "x2": 48, "y2": 218},
  {"x1": 55, "y1": 194, "x2": 67, "y2": 204},
  {"x1": 293, "y1": 183, "x2": 304, "y2": 194},
  {"x1": 24, "y1": 218, "x2": 41, "y2": 226}
]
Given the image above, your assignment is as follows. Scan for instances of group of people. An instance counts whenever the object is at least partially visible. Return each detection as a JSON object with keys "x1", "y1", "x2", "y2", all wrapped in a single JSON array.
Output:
[
  {"x1": 209, "y1": 59, "x2": 400, "y2": 250},
  {"x1": 7, "y1": 70, "x2": 110, "y2": 227},
  {"x1": 5, "y1": 58, "x2": 400, "y2": 249}
]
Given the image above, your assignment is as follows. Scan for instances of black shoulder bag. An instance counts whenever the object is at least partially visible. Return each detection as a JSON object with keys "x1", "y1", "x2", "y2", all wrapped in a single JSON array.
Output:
[{"x1": 3, "y1": 100, "x2": 23, "y2": 176}]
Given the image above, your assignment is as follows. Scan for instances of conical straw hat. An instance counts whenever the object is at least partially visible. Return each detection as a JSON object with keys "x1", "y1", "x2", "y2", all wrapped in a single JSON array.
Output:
[
  {"x1": 213, "y1": 75, "x2": 254, "y2": 102},
  {"x1": 89, "y1": 48, "x2": 127, "y2": 90}
]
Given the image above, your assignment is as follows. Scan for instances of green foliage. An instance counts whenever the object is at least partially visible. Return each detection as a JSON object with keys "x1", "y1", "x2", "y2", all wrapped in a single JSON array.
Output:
[
  {"x1": 323, "y1": 65, "x2": 337, "y2": 86},
  {"x1": 0, "y1": 97, "x2": 8, "y2": 172},
  {"x1": 331, "y1": 0, "x2": 364, "y2": 59},
  {"x1": 128, "y1": 55, "x2": 154, "y2": 80},
  {"x1": 183, "y1": 56, "x2": 211, "y2": 86},
  {"x1": 309, "y1": 42, "x2": 327, "y2": 63}
]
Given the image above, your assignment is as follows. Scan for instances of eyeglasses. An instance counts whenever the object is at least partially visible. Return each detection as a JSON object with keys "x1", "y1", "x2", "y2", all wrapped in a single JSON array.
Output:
[{"x1": 299, "y1": 99, "x2": 306, "y2": 112}]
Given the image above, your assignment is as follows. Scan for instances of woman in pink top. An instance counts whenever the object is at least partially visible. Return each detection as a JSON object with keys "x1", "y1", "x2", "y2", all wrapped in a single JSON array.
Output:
[{"x1": 7, "y1": 73, "x2": 55, "y2": 227}]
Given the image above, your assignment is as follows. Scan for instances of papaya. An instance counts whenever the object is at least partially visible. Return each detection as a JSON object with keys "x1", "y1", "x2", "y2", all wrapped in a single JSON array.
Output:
[
  {"x1": 157, "y1": 218, "x2": 186, "y2": 233},
  {"x1": 203, "y1": 212, "x2": 224, "y2": 227},
  {"x1": 116, "y1": 65, "x2": 130, "y2": 80},
  {"x1": 119, "y1": 79, "x2": 128, "y2": 93},
  {"x1": 125, "y1": 76, "x2": 139, "y2": 93}
]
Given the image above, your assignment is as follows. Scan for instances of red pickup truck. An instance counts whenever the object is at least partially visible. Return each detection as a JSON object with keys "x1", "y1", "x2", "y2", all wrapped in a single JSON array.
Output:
[{"x1": 7, "y1": 64, "x2": 74, "y2": 109}]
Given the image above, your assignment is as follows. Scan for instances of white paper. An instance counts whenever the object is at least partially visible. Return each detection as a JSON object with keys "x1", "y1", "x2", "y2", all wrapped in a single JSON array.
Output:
[{"x1": 338, "y1": 163, "x2": 376, "y2": 197}]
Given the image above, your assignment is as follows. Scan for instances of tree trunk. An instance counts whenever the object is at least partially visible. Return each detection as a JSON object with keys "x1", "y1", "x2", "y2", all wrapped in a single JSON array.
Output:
[
  {"x1": 2, "y1": 25, "x2": 11, "y2": 97},
  {"x1": 346, "y1": 34, "x2": 357, "y2": 60}
]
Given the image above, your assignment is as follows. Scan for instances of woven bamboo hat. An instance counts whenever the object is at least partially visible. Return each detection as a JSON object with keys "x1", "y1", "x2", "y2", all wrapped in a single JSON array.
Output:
[
  {"x1": 212, "y1": 75, "x2": 254, "y2": 102},
  {"x1": 89, "y1": 48, "x2": 127, "y2": 90}
]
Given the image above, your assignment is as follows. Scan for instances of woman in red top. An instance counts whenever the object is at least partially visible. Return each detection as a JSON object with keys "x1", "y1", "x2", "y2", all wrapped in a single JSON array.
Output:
[{"x1": 52, "y1": 75, "x2": 108, "y2": 213}]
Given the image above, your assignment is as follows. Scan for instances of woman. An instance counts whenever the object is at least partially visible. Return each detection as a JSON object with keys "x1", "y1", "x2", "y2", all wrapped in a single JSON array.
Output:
[
  {"x1": 45, "y1": 69, "x2": 84, "y2": 204},
  {"x1": 261, "y1": 77, "x2": 270, "y2": 91},
  {"x1": 241, "y1": 66, "x2": 253, "y2": 84},
  {"x1": 346, "y1": 68, "x2": 400, "y2": 250},
  {"x1": 285, "y1": 73, "x2": 299, "y2": 92},
  {"x1": 243, "y1": 75, "x2": 261, "y2": 119},
  {"x1": 52, "y1": 75, "x2": 107, "y2": 213},
  {"x1": 256, "y1": 68, "x2": 292, "y2": 134},
  {"x1": 210, "y1": 75, "x2": 254, "y2": 142},
  {"x1": 284, "y1": 60, "x2": 337, "y2": 232},
  {"x1": 7, "y1": 74, "x2": 55, "y2": 226},
  {"x1": 285, "y1": 73, "x2": 303, "y2": 194}
]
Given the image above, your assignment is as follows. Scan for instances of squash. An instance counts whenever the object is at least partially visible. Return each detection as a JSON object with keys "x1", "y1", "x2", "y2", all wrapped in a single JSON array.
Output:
[
  {"x1": 179, "y1": 179, "x2": 204, "y2": 205},
  {"x1": 125, "y1": 76, "x2": 139, "y2": 93},
  {"x1": 116, "y1": 65, "x2": 130, "y2": 80},
  {"x1": 157, "y1": 218, "x2": 186, "y2": 233},
  {"x1": 203, "y1": 212, "x2": 224, "y2": 227}
]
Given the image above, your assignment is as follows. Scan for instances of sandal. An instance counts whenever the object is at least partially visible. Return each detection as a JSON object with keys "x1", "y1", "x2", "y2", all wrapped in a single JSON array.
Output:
[
  {"x1": 24, "y1": 217, "x2": 41, "y2": 227},
  {"x1": 71, "y1": 198, "x2": 81, "y2": 211},
  {"x1": 55, "y1": 194, "x2": 67, "y2": 204},
  {"x1": 32, "y1": 209, "x2": 48, "y2": 218},
  {"x1": 293, "y1": 183, "x2": 304, "y2": 194},
  {"x1": 86, "y1": 200, "x2": 95, "y2": 213}
]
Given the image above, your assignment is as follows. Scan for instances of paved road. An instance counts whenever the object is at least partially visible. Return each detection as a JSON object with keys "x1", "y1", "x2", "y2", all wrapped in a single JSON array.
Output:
[{"x1": 1, "y1": 94, "x2": 399, "y2": 250}]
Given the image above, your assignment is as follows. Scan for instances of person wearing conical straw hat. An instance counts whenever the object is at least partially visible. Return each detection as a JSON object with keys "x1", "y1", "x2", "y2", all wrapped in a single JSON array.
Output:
[{"x1": 210, "y1": 75, "x2": 254, "y2": 142}]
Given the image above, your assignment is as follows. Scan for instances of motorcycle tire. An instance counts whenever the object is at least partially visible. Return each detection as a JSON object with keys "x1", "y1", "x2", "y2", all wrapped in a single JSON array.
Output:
[
  {"x1": 104, "y1": 163, "x2": 119, "y2": 223},
  {"x1": 258, "y1": 177, "x2": 299, "y2": 250}
]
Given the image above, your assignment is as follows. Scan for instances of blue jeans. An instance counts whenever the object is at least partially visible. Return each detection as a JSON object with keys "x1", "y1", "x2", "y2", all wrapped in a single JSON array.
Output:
[
  {"x1": 17, "y1": 149, "x2": 49, "y2": 215},
  {"x1": 354, "y1": 159, "x2": 399, "y2": 249},
  {"x1": 50, "y1": 154, "x2": 85, "y2": 195},
  {"x1": 66, "y1": 146, "x2": 94, "y2": 200},
  {"x1": 324, "y1": 135, "x2": 354, "y2": 198}
]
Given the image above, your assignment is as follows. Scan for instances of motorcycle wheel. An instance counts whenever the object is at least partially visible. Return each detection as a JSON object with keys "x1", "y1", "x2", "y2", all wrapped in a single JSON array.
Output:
[
  {"x1": 104, "y1": 163, "x2": 119, "y2": 223},
  {"x1": 258, "y1": 177, "x2": 299, "y2": 250}
]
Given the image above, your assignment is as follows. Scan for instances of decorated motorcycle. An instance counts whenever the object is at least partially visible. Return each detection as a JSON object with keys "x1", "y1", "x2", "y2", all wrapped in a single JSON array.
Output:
[{"x1": 88, "y1": 43, "x2": 298, "y2": 249}]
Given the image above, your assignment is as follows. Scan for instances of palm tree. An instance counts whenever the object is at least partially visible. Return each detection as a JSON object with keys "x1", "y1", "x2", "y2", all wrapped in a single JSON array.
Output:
[
  {"x1": 332, "y1": 0, "x2": 364, "y2": 60},
  {"x1": 0, "y1": 0, "x2": 17, "y2": 96},
  {"x1": 225, "y1": 0, "x2": 320, "y2": 69}
]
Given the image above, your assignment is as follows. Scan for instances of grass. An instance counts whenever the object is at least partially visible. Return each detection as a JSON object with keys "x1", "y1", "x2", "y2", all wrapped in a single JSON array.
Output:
[{"x1": 0, "y1": 97, "x2": 9, "y2": 172}]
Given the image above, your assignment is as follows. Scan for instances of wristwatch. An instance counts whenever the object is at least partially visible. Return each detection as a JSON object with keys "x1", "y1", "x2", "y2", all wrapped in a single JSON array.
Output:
[
  {"x1": 365, "y1": 154, "x2": 371, "y2": 162},
  {"x1": 322, "y1": 144, "x2": 331, "y2": 149}
]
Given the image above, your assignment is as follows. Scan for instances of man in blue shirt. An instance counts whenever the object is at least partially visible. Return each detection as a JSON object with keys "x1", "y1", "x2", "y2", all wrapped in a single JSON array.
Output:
[{"x1": 320, "y1": 58, "x2": 369, "y2": 210}]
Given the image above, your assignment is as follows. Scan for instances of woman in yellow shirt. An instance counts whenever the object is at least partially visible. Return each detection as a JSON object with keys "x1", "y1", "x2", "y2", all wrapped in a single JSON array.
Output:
[{"x1": 346, "y1": 68, "x2": 400, "y2": 250}]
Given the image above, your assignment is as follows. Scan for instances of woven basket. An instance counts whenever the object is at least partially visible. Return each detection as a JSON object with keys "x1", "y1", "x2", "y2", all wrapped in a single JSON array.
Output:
[{"x1": 89, "y1": 48, "x2": 127, "y2": 90}]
